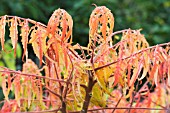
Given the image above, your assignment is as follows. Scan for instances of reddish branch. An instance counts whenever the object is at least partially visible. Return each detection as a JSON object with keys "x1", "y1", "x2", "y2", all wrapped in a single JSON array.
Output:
[
  {"x1": 81, "y1": 70, "x2": 96, "y2": 113},
  {"x1": 95, "y1": 42, "x2": 170, "y2": 71},
  {"x1": 61, "y1": 50, "x2": 74, "y2": 113},
  {"x1": 1, "y1": 11, "x2": 170, "y2": 113},
  {"x1": 70, "y1": 107, "x2": 167, "y2": 113},
  {"x1": 62, "y1": 50, "x2": 74, "y2": 99},
  {"x1": 0, "y1": 15, "x2": 47, "y2": 27},
  {"x1": 22, "y1": 108, "x2": 62, "y2": 113},
  {"x1": 0, "y1": 68, "x2": 70, "y2": 84},
  {"x1": 112, "y1": 95, "x2": 123, "y2": 113},
  {"x1": 43, "y1": 85, "x2": 61, "y2": 99}
]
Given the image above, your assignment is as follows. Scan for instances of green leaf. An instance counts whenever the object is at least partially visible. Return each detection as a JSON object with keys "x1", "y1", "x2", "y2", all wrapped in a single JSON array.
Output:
[{"x1": 91, "y1": 84, "x2": 106, "y2": 107}]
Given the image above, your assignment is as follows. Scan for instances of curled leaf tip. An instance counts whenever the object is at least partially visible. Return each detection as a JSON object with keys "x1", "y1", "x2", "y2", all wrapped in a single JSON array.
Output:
[
  {"x1": 47, "y1": 8, "x2": 73, "y2": 43},
  {"x1": 92, "y1": 3, "x2": 98, "y2": 7},
  {"x1": 89, "y1": 6, "x2": 114, "y2": 47}
]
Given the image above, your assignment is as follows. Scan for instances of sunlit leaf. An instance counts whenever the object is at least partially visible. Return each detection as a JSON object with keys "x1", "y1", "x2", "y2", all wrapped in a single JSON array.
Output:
[
  {"x1": 47, "y1": 8, "x2": 73, "y2": 42},
  {"x1": 89, "y1": 6, "x2": 114, "y2": 47},
  {"x1": 138, "y1": 53, "x2": 150, "y2": 80},
  {"x1": 91, "y1": 84, "x2": 106, "y2": 107},
  {"x1": 2, "y1": 73, "x2": 11, "y2": 101},
  {"x1": 0, "y1": 15, "x2": 7, "y2": 50},
  {"x1": 9, "y1": 16, "x2": 18, "y2": 56},
  {"x1": 20, "y1": 19, "x2": 29, "y2": 60}
]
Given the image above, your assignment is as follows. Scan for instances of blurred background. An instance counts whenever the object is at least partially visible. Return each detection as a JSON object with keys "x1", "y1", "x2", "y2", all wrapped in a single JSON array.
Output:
[
  {"x1": 0, "y1": 0, "x2": 170, "y2": 103},
  {"x1": 0, "y1": 0, "x2": 169, "y2": 46}
]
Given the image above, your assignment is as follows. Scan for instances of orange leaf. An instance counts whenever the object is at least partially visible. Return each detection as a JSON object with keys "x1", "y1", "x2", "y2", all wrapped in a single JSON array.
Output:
[
  {"x1": 89, "y1": 6, "x2": 114, "y2": 44},
  {"x1": 20, "y1": 19, "x2": 29, "y2": 60},
  {"x1": 9, "y1": 17, "x2": 18, "y2": 56},
  {"x1": 63, "y1": 47, "x2": 68, "y2": 69},
  {"x1": 61, "y1": 13, "x2": 67, "y2": 41},
  {"x1": 130, "y1": 59, "x2": 143, "y2": 86},
  {"x1": 0, "y1": 16, "x2": 6, "y2": 50},
  {"x1": 30, "y1": 26, "x2": 47, "y2": 65},
  {"x1": 47, "y1": 9, "x2": 73, "y2": 42},
  {"x1": 37, "y1": 32, "x2": 43, "y2": 66},
  {"x1": 2, "y1": 73, "x2": 11, "y2": 101},
  {"x1": 101, "y1": 14, "x2": 107, "y2": 40},
  {"x1": 138, "y1": 53, "x2": 149, "y2": 80},
  {"x1": 149, "y1": 63, "x2": 159, "y2": 86},
  {"x1": 167, "y1": 57, "x2": 170, "y2": 86},
  {"x1": 154, "y1": 65, "x2": 159, "y2": 86},
  {"x1": 13, "y1": 76, "x2": 21, "y2": 107}
]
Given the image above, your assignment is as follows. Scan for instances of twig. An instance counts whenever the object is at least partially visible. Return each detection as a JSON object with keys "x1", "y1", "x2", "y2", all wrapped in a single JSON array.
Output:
[
  {"x1": 70, "y1": 107, "x2": 167, "y2": 113},
  {"x1": 61, "y1": 50, "x2": 74, "y2": 113},
  {"x1": 68, "y1": 48, "x2": 82, "y2": 60},
  {"x1": 43, "y1": 85, "x2": 61, "y2": 99},
  {"x1": 63, "y1": 50, "x2": 74, "y2": 99},
  {"x1": 127, "y1": 92, "x2": 135, "y2": 113},
  {"x1": 0, "y1": 68, "x2": 70, "y2": 84},
  {"x1": 112, "y1": 95, "x2": 123, "y2": 113},
  {"x1": 1, "y1": 15, "x2": 47, "y2": 27},
  {"x1": 14, "y1": 108, "x2": 61, "y2": 113},
  {"x1": 78, "y1": 44, "x2": 86, "y2": 60},
  {"x1": 81, "y1": 70, "x2": 95, "y2": 113},
  {"x1": 151, "y1": 100, "x2": 166, "y2": 109}
]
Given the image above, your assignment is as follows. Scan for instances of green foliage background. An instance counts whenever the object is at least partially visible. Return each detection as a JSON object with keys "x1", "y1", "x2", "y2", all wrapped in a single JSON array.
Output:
[
  {"x1": 0, "y1": 0, "x2": 170, "y2": 106},
  {"x1": 0, "y1": 0, "x2": 169, "y2": 46}
]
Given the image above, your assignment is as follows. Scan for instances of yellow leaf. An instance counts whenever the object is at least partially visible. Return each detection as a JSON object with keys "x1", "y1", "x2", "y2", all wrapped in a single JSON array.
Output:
[
  {"x1": 91, "y1": 84, "x2": 106, "y2": 107},
  {"x1": 95, "y1": 68, "x2": 113, "y2": 96}
]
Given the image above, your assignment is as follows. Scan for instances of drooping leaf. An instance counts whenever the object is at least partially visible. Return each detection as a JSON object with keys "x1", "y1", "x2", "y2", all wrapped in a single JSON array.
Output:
[
  {"x1": 20, "y1": 19, "x2": 29, "y2": 60},
  {"x1": 91, "y1": 84, "x2": 106, "y2": 107},
  {"x1": 9, "y1": 16, "x2": 18, "y2": 56},
  {"x1": 27, "y1": 80, "x2": 32, "y2": 108},
  {"x1": 149, "y1": 63, "x2": 159, "y2": 85},
  {"x1": 138, "y1": 52, "x2": 150, "y2": 80},
  {"x1": 121, "y1": 29, "x2": 149, "y2": 56},
  {"x1": 29, "y1": 26, "x2": 47, "y2": 65},
  {"x1": 89, "y1": 6, "x2": 114, "y2": 48},
  {"x1": 95, "y1": 68, "x2": 112, "y2": 96},
  {"x1": 154, "y1": 66, "x2": 159, "y2": 86},
  {"x1": 167, "y1": 57, "x2": 170, "y2": 86},
  {"x1": 13, "y1": 75, "x2": 21, "y2": 107},
  {"x1": 47, "y1": 8, "x2": 73, "y2": 43},
  {"x1": 130, "y1": 59, "x2": 143, "y2": 86},
  {"x1": 0, "y1": 15, "x2": 7, "y2": 50},
  {"x1": 2, "y1": 73, "x2": 11, "y2": 101}
]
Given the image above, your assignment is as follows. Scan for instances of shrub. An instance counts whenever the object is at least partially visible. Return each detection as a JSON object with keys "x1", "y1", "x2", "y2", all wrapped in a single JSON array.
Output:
[{"x1": 0, "y1": 6, "x2": 170, "y2": 113}]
